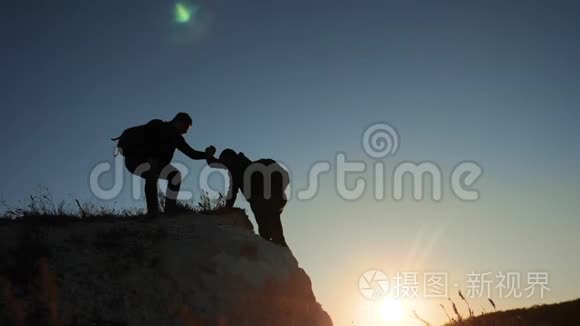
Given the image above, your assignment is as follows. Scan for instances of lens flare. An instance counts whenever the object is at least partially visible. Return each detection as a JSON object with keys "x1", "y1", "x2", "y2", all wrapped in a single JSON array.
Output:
[
  {"x1": 174, "y1": 2, "x2": 198, "y2": 24},
  {"x1": 169, "y1": 1, "x2": 211, "y2": 44}
]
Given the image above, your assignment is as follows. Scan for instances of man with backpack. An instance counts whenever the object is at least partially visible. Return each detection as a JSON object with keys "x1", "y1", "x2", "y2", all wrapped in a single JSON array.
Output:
[
  {"x1": 113, "y1": 113, "x2": 216, "y2": 216},
  {"x1": 208, "y1": 148, "x2": 290, "y2": 247}
]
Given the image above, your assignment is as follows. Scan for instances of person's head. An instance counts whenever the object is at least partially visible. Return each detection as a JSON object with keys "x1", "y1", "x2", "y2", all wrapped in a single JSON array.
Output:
[
  {"x1": 219, "y1": 149, "x2": 239, "y2": 170},
  {"x1": 172, "y1": 112, "x2": 193, "y2": 135}
]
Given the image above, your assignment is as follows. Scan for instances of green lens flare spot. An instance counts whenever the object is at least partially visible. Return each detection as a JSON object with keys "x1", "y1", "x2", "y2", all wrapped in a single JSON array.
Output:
[{"x1": 174, "y1": 2, "x2": 198, "y2": 24}]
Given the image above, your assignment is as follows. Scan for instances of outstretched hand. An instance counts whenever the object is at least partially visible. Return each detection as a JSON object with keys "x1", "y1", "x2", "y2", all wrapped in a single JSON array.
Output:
[
  {"x1": 204, "y1": 146, "x2": 223, "y2": 167},
  {"x1": 205, "y1": 145, "x2": 216, "y2": 157}
]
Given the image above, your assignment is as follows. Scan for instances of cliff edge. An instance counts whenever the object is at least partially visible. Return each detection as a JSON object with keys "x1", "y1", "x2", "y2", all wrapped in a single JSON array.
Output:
[{"x1": 0, "y1": 209, "x2": 333, "y2": 326}]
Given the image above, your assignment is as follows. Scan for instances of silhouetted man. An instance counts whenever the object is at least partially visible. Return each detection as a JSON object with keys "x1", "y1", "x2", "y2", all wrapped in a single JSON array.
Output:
[
  {"x1": 209, "y1": 149, "x2": 290, "y2": 247},
  {"x1": 113, "y1": 113, "x2": 216, "y2": 215}
]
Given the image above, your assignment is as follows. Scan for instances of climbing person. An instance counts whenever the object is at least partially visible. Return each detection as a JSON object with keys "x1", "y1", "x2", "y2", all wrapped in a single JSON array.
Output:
[
  {"x1": 208, "y1": 149, "x2": 290, "y2": 247},
  {"x1": 113, "y1": 113, "x2": 217, "y2": 216}
]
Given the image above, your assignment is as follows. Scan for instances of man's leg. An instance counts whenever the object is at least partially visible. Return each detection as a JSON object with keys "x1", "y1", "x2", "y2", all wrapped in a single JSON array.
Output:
[
  {"x1": 270, "y1": 212, "x2": 287, "y2": 247},
  {"x1": 126, "y1": 158, "x2": 160, "y2": 216},
  {"x1": 144, "y1": 175, "x2": 160, "y2": 215},
  {"x1": 160, "y1": 164, "x2": 182, "y2": 214},
  {"x1": 251, "y1": 204, "x2": 272, "y2": 241}
]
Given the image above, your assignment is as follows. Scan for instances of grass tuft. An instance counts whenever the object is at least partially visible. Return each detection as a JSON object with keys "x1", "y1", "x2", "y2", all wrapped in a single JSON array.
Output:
[{"x1": 1, "y1": 188, "x2": 230, "y2": 226}]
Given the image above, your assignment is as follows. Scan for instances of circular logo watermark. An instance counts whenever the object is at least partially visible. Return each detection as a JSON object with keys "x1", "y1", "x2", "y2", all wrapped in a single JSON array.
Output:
[
  {"x1": 359, "y1": 269, "x2": 390, "y2": 300},
  {"x1": 362, "y1": 122, "x2": 399, "y2": 159}
]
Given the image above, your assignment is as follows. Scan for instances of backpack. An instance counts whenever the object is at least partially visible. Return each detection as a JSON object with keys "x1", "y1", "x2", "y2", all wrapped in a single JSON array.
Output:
[{"x1": 111, "y1": 124, "x2": 148, "y2": 157}]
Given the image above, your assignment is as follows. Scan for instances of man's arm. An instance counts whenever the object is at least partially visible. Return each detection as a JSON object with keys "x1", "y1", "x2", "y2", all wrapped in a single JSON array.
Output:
[
  {"x1": 176, "y1": 137, "x2": 211, "y2": 160},
  {"x1": 206, "y1": 156, "x2": 223, "y2": 166}
]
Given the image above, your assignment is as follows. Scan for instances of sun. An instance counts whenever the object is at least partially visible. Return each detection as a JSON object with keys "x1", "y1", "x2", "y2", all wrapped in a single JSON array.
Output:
[{"x1": 379, "y1": 297, "x2": 405, "y2": 324}]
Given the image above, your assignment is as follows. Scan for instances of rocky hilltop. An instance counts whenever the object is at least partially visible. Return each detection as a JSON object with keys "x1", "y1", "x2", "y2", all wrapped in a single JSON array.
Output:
[{"x1": 0, "y1": 209, "x2": 333, "y2": 326}]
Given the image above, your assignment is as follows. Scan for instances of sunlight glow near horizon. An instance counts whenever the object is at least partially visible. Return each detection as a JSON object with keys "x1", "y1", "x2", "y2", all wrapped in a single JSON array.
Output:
[
  {"x1": 354, "y1": 294, "x2": 415, "y2": 326},
  {"x1": 379, "y1": 297, "x2": 406, "y2": 324}
]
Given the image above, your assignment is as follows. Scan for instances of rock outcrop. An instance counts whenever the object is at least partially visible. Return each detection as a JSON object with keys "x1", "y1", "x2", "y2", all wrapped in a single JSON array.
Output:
[{"x1": 0, "y1": 210, "x2": 332, "y2": 326}]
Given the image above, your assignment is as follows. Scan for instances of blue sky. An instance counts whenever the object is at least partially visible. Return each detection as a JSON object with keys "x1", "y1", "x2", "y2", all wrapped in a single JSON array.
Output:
[{"x1": 1, "y1": 1, "x2": 580, "y2": 325}]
